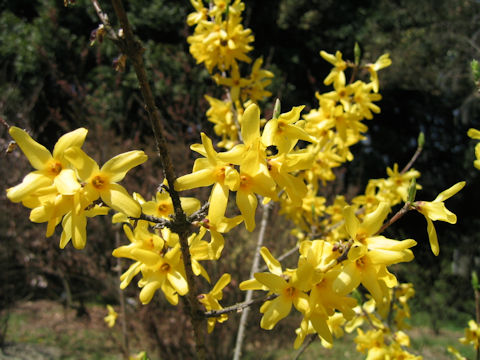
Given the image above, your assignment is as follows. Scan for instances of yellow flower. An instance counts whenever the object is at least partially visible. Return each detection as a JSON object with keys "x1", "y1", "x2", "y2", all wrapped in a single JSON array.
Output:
[
  {"x1": 104, "y1": 305, "x2": 118, "y2": 328},
  {"x1": 175, "y1": 132, "x2": 239, "y2": 224},
  {"x1": 460, "y1": 319, "x2": 480, "y2": 350},
  {"x1": 468, "y1": 128, "x2": 480, "y2": 169},
  {"x1": 141, "y1": 190, "x2": 200, "y2": 219},
  {"x1": 354, "y1": 328, "x2": 387, "y2": 358},
  {"x1": 197, "y1": 273, "x2": 231, "y2": 333},
  {"x1": 414, "y1": 181, "x2": 465, "y2": 255},
  {"x1": 204, "y1": 95, "x2": 238, "y2": 149},
  {"x1": 7, "y1": 126, "x2": 87, "y2": 202},
  {"x1": 187, "y1": 15, "x2": 253, "y2": 72},
  {"x1": 366, "y1": 53, "x2": 392, "y2": 93},
  {"x1": 351, "y1": 81, "x2": 382, "y2": 119},
  {"x1": 320, "y1": 50, "x2": 347, "y2": 88},
  {"x1": 59, "y1": 200, "x2": 109, "y2": 249},
  {"x1": 243, "y1": 57, "x2": 274, "y2": 103},
  {"x1": 262, "y1": 105, "x2": 315, "y2": 154},
  {"x1": 240, "y1": 247, "x2": 310, "y2": 330},
  {"x1": 212, "y1": 62, "x2": 250, "y2": 102},
  {"x1": 447, "y1": 346, "x2": 467, "y2": 360},
  {"x1": 334, "y1": 203, "x2": 416, "y2": 304},
  {"x1": 187, "y1": 0, "x2": 208, "y2": 26},
  {"x1": 64, "y1": 147, "x2": 147, "y2": 217}
]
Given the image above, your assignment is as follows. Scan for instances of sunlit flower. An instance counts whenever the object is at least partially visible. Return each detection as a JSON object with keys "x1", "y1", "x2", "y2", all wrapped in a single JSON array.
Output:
[
  {"x1": 64, "y1": 147, "x2": 147, "y2": 218},
  {"x1": 414, "y1": 181, "x2": 465, "y2": 255},
  {"x1": 7, "y1": 126, "x2": 87, "y2": 202}
]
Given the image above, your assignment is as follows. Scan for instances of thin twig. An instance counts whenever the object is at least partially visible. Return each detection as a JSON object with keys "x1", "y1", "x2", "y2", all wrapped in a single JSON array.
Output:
[
  {"x1": 293, "y1": 334, "x2": 317, "y2": 360},
  {"x1": 90, "y1": 0, "x2": 119, "y2": 41},
  {"x1": 375, "y1": 202, "x2": 413, "y2": 236},
  {"x1": 233, "y1": 201, "x2": 272, "y2": 360},
  {"x1": 204, "y1": 293, "x2": 277, "y2": 318},
  {"x1": 400, "y1": 142, "x2": 423, "y2": 174}
]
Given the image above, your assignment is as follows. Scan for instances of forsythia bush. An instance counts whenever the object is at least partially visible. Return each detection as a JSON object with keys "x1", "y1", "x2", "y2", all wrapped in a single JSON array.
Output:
[{"x1": 5, "y1": 0, "x2": 476, "y2": 359}]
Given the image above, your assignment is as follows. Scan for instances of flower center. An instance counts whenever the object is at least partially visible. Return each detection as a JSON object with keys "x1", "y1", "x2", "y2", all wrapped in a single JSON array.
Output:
[
  {"x1": 157, "y1": 203, "x2": 173, "y2": 217},
  {"x1": 356, "y1": 257, "x2": 366, "y2": 268},
  {"x1": 46, "y1": 160, "x2": 62, "y2": 177},
  {"x1": 283, "y1": 286, "x2": 297, "y2": 299},
  {"x1": 239, "y1": 174, "x2": 252, "y2": 191},
  {"x1": 91, "y1": 174, "x2": 108, "y2": 190},
  {"x1": 160, "y1": 263, "x2": 170, "y2": 273}
]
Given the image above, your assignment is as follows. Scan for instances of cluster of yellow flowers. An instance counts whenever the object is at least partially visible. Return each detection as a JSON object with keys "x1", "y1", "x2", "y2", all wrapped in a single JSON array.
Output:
[
  {"x1": 6, "y1": 126, "x2": 146, "y2": 249},
  {"x1": 187, "y1": 0, "x2": 274, "y2": 149},
  {"x1": 5, "y1": 0, "x2": 472, "y2": 357}
]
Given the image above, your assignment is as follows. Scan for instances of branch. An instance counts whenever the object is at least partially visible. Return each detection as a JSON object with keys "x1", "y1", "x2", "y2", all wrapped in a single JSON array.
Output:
[
  {"x1": 105, "y1": 1, "x2": 207, "y2": 358},
  {"x1": 204, "y1": 293, "x2": 278, "y2": 318},
  {"x1": 90, "y1": 0, "x2": 119, "y2": 41},
  {"x1": 400, "y1": 133, "x2": 424, "y2": 174},
  {"x1": 375, "y1": 202, "x2": 413, "y2": 236},
  {"x1": 293, "y1": 334, "x2": 317, "y2": 360}
]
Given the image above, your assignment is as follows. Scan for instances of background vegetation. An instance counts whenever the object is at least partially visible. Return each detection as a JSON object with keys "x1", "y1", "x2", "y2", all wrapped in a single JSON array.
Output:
[{"x1": 1, "y1": 0, "x2": 480, "y2": 358}]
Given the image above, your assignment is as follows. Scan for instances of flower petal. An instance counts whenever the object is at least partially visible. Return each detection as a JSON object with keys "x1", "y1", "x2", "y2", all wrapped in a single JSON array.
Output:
[
  {"x1": 254, "y1": 272, "x2": 287, "y2": 293},
  {"x1": 241, "y1": 103, "x2": 261, "y2": 146},
  {"x1": 102, "y1": 150, "x2": 147, "y2": 183},
  {"x1": 52, "y1": 128, "x2": 88, "y2": 159},
  {"x1": 64, "y1": 147, "x2": 99, "y2": 181},
  {"x1": 7, "y1": 172, "x2": 52, "y2": 202},
  {"x1": 260, "y1": 296, "x2": 292, "y2": 330},
  {"x1": 211, "y1": 273, "x2": 231, "y2": 298},
  {"x1": 54, "y1": 169, "x2": 81, "y2": 195},
  {"x1": 343, "y1": 206, "x2": 359, "y2": 239},
  {"x1": 236, "y1": 190, "x2": 257, "y2": 231},
  {"x1": 174, "y1": 168, "x2": 215, "y2": 191},
  {"x1": 9, "y1": 126, "x2": 52, "y2": 170},
  {"x1": 426, "y1": 217, "x2": 439, "y2": 256},
  {"x1": 167, "y1": 270, "x2": 189, "y2": 295},
  {"x1": 361, "y1": 202, "x2": 390, "y2": 236},
  {"x1": 260, "y1": 247, "x2": 283, "y2": 276},
  {"x1": 101, "y1": 183, "x2": 141, "y2": 217},
  {"x1": 434, "y1": 181, "x2": 465, "y2": 202},
  {"x1": 207, "y1": 183, "x2": 229, "y2": 225}
]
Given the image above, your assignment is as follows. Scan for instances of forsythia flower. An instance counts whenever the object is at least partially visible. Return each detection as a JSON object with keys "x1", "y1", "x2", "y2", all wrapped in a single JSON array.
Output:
[
  {"x1": 334, "y1": 203, "x2": 416, "y2": 305},
  {"x1": 6, "y1": 127, "x2": 145, "y2": 249},
  {"x1": 320, "y1": 50, "x2": 347, "y2": 88},
  {"x1": 240, "y1": 247, "x2": 310, "y2": 330},
  {"x1": 460, "y1": 319, "x2": 480, "y2": 350},
  {"x1": 64, "y1": 147, "x2": 147, "y2": 217},
  {"x1": 468, "y1": 128, "x2": 480, "y2": 169},
  {"x1": 366, "y1": 53, "x2": 392, "y2": 93},
  {"x1": 414, "y1": 181, "x2": 465, "y2": 256},
  {"x1": 112, "y1": 221, "x2": 189, "y2": 305},
  {"x1": 197, "y1": 273, "x2": 231, "y2": 333},
  {"x1": 104, "y1": 305, "x2": 118, "y2": 328},
  {"x1": 7, "y1": 126, "x2": 87, "y2": 202}
]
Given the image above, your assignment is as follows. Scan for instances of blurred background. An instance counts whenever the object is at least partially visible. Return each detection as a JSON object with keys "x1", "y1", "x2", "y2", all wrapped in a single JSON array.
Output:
[{"x1": 1, "y1": 0, "x2": 480, "y2": 358}]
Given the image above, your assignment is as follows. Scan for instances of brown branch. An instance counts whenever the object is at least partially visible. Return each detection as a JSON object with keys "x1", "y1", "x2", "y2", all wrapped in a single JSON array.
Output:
[
  {"x1": 105, "y1": 1, "x2": 207, "y2": 358},
  {"x1": 375, "y1": 202, "x2": 413, "y2": 236},
  {"x1": 293, "y1": 334, "x2": 317, "y2": 360},
  {"x1": 90, "y1": 0, "x2": 119, "y2": 41},
  {"x1": 204, "y1": 293, "x2": 278, "y2": 318},
  {"x1": 400, "y1": 135, "x2": 424, "y2": 174}
]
